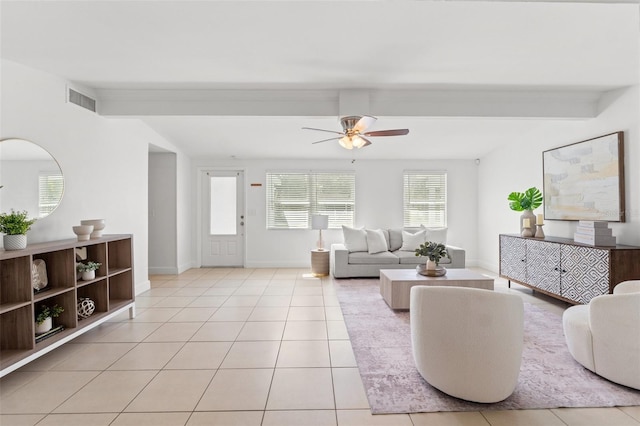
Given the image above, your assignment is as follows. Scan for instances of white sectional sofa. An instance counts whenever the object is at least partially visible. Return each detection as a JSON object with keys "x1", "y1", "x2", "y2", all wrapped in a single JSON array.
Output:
[{"x1": 330, "y1": 227, "x2": 466, "y2": 278}]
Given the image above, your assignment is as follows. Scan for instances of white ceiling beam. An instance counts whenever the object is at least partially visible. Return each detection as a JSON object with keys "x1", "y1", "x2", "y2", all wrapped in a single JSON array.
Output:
[{"x1": 96, "y1": 88, "x2": 610, "y2": 119}]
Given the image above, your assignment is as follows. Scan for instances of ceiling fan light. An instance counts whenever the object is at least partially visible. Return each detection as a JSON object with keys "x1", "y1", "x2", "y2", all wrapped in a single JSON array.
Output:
[
  {"x1": 352, "y1": 135, "x2": 366, "y2": 148},
  {"x1": 339, "y1": 136, "x2": 354, "y2": 149}
]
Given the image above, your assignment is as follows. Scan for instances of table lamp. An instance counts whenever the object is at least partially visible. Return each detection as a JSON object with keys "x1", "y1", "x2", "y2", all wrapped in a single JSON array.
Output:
[{"x1": 311, "y1": 214, "x2": 329, "y2": 250}]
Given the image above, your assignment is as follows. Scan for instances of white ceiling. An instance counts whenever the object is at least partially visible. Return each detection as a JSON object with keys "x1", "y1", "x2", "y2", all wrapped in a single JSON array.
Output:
[{"x1": 1, "y1": 1, "x2": 638, "y2": 160}]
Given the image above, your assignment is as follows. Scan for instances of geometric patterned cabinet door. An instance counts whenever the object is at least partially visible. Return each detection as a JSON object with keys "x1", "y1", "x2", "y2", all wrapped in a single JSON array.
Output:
[
  {"x1": 526, "y1": 240, "x2": 561, "y2": 295},
  {"x1": 499, "y1": 235, "x2": 527, "y2": 283},
  {"x1": 560, "y1": 245, "x2": 609, "y2": 304}
]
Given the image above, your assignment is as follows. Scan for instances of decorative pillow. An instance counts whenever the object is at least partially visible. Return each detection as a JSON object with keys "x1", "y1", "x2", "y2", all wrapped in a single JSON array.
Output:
[
  {"x1": 423, "y1": 226, "x2": 448, "y2": 245},
  {"x1": 399, "y1": 229, "x2": 426, "y2": 251},
  {"x1": 342, "y1": 225, "x2": 368, "y2": 252},
  {"x1": 366, "y1": 229, "x2": 388, "y2": 254}
]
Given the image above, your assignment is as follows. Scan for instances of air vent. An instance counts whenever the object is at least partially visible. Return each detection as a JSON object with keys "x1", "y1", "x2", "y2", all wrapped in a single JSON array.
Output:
[{"x1": 68, "y1": 88, "x2": 96, "y2": 112}]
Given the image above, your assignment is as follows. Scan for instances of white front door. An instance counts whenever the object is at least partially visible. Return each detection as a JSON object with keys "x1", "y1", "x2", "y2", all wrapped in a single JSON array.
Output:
[{"x1": 201, "y1": 170, "x2": 244, "y2": 267}]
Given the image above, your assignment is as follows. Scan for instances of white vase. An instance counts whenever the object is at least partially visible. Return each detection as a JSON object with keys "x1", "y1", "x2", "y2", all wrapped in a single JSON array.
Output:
[
  {"x1": 426, "y1": 260, "x2": 438, "y2": 270},
  {"x1": 35, "y1": 316, "x2": 52, "y2": 334},
  {"x1": 3, "y1": 234, "x2": 27, "y2": 250},
  {"x1": 81, "y1": 270, "x2": 95, "y2": 281}
]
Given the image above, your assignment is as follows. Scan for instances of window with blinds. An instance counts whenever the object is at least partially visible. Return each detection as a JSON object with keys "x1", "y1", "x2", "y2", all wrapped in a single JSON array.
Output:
[
  {"x1": 38, "y1": 173, "x2": 64, "y2": 217},
  {"x1": 266, "y1": 171, "x2": 355, "y2": 229},
  {"x1": 403, "y1": 171, "x2": 447, "y2": 227}
]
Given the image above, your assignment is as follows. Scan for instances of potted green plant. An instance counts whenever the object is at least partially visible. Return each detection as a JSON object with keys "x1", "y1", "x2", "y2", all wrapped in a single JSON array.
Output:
[
  {"x1": 0, "y1": 209, "x2": 36, "y2": 250},
  {"x1": 76, "y1": 261, "x2": 102, "y2": 281},
  {"x1": 415, "y1": 241, "x2": 448, "y2": 271},
  {"x1": 508, "y1": 187, "x2": 543, "y2": 232},
  {"x1": 35, "y1": 304, "x2": 64, "y2": 334}
]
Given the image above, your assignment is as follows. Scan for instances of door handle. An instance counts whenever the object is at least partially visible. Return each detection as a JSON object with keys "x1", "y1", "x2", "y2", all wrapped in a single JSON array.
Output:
[{"x1": 240, "y1": 221, "x2": 244, "y2": 226}]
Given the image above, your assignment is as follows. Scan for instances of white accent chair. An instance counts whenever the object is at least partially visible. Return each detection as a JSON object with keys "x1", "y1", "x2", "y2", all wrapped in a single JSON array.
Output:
[
  {"x1": 410, "y1": 286, "x2": 524, "y2": 403},
  {"x1": 563, "y1": 280, "x2": 640, "y2": 390}
]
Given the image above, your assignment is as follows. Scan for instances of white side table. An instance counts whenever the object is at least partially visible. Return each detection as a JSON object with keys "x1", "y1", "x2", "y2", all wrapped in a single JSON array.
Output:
[{"x1": 311, "y1": 249, "x2": 330, "y2": 277}]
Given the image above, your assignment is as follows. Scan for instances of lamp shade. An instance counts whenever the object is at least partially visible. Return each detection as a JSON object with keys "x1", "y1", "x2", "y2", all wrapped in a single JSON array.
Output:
[{"x1": 311, "y1": 214, "x2": 329, "y2": 230}]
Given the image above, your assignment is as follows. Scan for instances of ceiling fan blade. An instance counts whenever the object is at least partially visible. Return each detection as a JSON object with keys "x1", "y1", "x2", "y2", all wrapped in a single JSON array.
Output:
[
  {"x1": 311, "y1": 136, "x2": 342, "y2": 144},
  {"x1": 352, "y1": 115, "x2": 377, "y2": 133},
  {"x1": 302, "y1": 127, "x2": 345, "y2": 136},
  {"x1": 363, "y1": 129, "x2": 410, "y2": 137}
]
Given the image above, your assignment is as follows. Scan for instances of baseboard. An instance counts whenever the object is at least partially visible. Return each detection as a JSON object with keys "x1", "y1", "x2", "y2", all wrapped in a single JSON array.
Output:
[
  {"x1": 177, "y1": 261, "x2": 195, "y2": 274},
  {"x1": 245, "y1": 260, "x2": 311, "y2": 269},
  {"x1": 476, "y1": 260, "x2": 499, "y2": 274},
  {"x1": 148, "y1": 266, "x2": 179, "y2": 275},
  {"x1": 135, "y1": 279, "x2": 151, "y2": 295}
]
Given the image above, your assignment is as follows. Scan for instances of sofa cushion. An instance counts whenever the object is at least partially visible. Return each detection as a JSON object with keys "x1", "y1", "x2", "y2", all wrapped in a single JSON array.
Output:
[
  {"x1": 342, "y1": 225, "x2": 368, "y2": 252},
  {"x1": 366, "y1": 229, "x2": 388, "y2": 254},
  {"x1": 400, "y1": 229, "x2": 426, "y2": 251},
  {"x1": 423, "y1": 226, "x2": 448, "y2": 245},
  {"x1": 348, "y1": 251, "x2": 399, "y2": 265},
  {"x1": 389, "y1": 228, "x2": 403, "y2": 251},
  {"x1": 395, "y1": 250, "x2": 426, "y2": 264}
]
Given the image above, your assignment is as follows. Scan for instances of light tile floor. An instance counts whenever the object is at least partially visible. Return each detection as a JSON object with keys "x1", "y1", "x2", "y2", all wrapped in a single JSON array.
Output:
[{"x1": 1, "y1": 267, "x2": 639, "y2": 426}]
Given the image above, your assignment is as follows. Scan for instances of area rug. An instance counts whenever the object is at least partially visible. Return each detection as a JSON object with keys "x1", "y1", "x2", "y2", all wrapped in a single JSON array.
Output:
[{"x1": 334, "y1": 278, "x2": 640, "y2": 414}]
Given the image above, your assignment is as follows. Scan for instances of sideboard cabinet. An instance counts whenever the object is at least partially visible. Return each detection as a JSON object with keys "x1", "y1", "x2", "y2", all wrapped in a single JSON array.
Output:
[
  {"x1": 499, "y1": 234, "x2": 640, "y2": 304},
  {"x1": 0, "y1": 235, "x2": 135, "y2": 377}
]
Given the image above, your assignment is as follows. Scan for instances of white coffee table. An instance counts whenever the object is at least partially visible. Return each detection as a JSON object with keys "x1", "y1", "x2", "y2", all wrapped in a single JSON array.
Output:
[{"x1": 380, "y1": 268, "x2": 494, "y2": 310}]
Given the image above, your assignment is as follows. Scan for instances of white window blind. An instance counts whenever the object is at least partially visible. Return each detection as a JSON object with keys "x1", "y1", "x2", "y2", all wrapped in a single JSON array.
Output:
[
  {"x1": 266, "y1": 171, "x2": 355, "y2": 229},
  {"x1": 38, "y1": 173, "x2": 64, "y2": 217},
  {"x1": 403, "y1": 171, "x2": 447, "y2": 227}
]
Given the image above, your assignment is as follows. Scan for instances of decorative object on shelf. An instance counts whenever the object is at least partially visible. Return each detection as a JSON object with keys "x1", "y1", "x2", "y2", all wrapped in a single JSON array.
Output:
[
  {"x1": 521, "y1": 219, "x2": 534, "y2": 237},
  {"x1": 81, "y1": 219, "x2": 106, "y2": 238},
  {"x1": 508, "y1": 187, "x2": 543, "y2": 233},
  {"x1": 31, "y1": 259, "x2": 48, "y2": 291},
  {"x1": 574, "y1": 220, "x2": 616, "y2": 246},
  {"x1": 543, "y1": 132, "x2": 624, "y2": 222},
  {"x1": 311, "y1": 214, "x2": 329, "y2": 251},
  {"x1": 535, "y1": 224, "x2": 545, "y2": 239},
  {"x1": 75, "y1": 247, "x2": 88, "y2": 261},
  {"x1": 72, "y1": 224, "x2": 94, "y2": 241},
  {"x1": 415, "y1": 241, "x2": 448, "y2": 276},
  {"x1": 77, "y1": 298, "x2": 96, "y2": 319},
  {"x1": 76, "y1": 261, "x2": 102, "y2": 281},
  {"x1": 35, "y1": 304, "x2": 64, "y2": 335},
  {"x1": 0, "y1": 209, "x2": 36, "y2": 250},
  {"x1": 35, "y1": 325, "x2": 65, "y2": 343}
]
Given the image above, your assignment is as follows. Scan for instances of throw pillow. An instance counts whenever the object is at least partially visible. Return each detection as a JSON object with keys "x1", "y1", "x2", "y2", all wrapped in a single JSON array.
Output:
[
  {"x1": 422, "y1": 226, "x2": 448, "y2": 245},
  {"x1": 399, "y1": 229, "x2": 426, "y2": 251},
  {"x1": 366, "y1": 229, "x2": 388, "y2": 254},
  {"x1": 342, "y1": 225, "x2": 368, "y2": 252}
]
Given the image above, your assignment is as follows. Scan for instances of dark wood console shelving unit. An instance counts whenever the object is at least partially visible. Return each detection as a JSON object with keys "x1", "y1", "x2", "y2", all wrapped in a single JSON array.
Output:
[
  {"x1": 0, "y1": 234, "x2": 135, "y2": 377},
  {"x1": 499, "y1": 234, "x2": 640, "y2": 305}
]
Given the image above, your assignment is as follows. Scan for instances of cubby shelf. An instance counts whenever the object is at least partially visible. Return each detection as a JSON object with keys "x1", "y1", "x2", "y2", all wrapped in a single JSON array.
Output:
[{"x1": 0, "y1": 234, "x2": 135, "y2": 377}]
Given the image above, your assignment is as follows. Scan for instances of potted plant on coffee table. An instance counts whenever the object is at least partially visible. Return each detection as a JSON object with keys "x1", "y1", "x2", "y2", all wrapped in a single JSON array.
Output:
[
  {"x1": 35, "y1": 304, "x2": 64, "y2": 334},
  {"x1": 415, "y1": 241, "x2": 448, "y2": 276},
  {"x1": 76, "y1": 261, "x2": 102, "y2": 281},
  {"x1": 0, "y1": 209, "x2": 36, "y2": 250}
]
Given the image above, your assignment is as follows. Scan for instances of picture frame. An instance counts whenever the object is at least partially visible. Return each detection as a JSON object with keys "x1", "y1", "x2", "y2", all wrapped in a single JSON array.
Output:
[{"x1": 543, "y1": 132, "x2": 625, "y2": 222}]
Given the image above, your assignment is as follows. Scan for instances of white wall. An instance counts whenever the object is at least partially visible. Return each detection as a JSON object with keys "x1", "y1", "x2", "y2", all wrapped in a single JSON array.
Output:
[
  {"x1": 148, "y1": 152, "x2": 177, "y2": 274},
  {"x1": 1, "y1": 59, "x2": 177, "y2": 294},
  {"x1": 477, "y1": 85, "x2": 640, "y2": 272},
  {"x1": 191, "y1": 158, "x2": 479, "y2": 268}
]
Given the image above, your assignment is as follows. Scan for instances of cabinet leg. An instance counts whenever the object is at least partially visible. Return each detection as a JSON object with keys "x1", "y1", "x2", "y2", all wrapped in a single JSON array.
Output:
[
  {"x1": 129, "y1": 305, "x2": 136, "y2": 319},
  {"x1": 508, "y1": 280, "x2": 511, "y2": 289}
]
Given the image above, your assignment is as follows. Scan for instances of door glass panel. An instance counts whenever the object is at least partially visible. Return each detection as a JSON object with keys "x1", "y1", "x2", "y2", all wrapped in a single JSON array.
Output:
[{"x1": 210, "y1": 176, "x2": 236, "y2": 235}]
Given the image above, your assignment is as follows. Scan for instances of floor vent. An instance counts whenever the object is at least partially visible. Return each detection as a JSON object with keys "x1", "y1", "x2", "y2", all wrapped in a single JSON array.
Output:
[{"x1": 68, "y1": 88, "x2": 96, "y2": 112}]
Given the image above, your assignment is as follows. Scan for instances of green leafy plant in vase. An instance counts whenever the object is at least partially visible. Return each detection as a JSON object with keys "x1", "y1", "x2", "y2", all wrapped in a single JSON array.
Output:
[
  {"x1": 415, "y1": 241, "x2": 448, "y2": 271},
  {"x1": 0, "y1": 209, "x2": 36, "y2": 250},
  {"x1": 76, "y1": 261, "x2": 102, "y2": 281},
  {"x1": 35, "y1": 304, "x2": 64, "y2": 334},
  {"x1": 508, "y1": 187, "x2": 543, "y2": 235}
]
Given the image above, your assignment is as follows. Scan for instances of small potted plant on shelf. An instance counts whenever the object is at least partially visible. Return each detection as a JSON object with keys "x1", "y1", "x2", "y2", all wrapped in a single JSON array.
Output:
[
  {"x1": 0, "y1": 209, "x2": 36, "y2": 250},
  {"x1": 35, "y1": 304, "x2": 64, "y2": 334},
  {"x1": 415, "y1": 241, "x2": 448, "y2": 271},
  {"x1": 76, "y1": 261, "x2": 102, "y2": 281}
]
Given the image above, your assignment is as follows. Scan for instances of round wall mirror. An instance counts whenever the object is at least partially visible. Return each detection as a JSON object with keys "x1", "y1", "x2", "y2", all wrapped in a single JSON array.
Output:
[{"x1": 0, "y1": 138, "x2": 65, "y2": 219}]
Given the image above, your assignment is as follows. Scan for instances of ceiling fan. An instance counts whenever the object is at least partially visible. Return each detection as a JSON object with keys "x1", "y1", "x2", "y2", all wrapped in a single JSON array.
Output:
[{"x1": 303, "y1": 115, "x2": 409, "y2": 149}]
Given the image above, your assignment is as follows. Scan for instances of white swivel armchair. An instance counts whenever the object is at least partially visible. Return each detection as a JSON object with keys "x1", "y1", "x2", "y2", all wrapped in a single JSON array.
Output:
[
  {"x1": 410, "y1": 286, "x2": 524, "y2": 403},
  {"x1": 563, "y1": 280, "x2": 640, "y2": 390}
]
